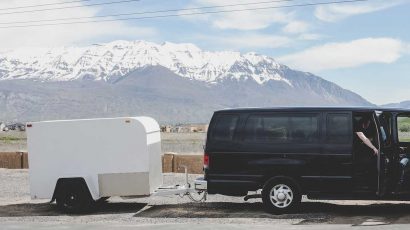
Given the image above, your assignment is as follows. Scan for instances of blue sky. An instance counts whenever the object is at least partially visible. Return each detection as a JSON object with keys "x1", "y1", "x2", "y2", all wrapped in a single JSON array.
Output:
[{"x1": 0, "y1": 0, "x2": 409, "y2": 104}]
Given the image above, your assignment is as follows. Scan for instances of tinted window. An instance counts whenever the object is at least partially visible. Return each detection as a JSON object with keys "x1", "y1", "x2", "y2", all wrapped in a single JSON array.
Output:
[
  {"x1": 397, "y1": 115, "x2": 410, "y2": 142},
  {"x1": 290, "y1": 116, "x2": 319, "y2": 142},
  {"x1": 244, "y1": 114, "x2": 319, "y2": 143},
  {"x1": 211, "y1": 114, "x2": 239, "y2": 141},
  {"x1": 327, "y1": 114, "x2": 350, "y2": 143}
]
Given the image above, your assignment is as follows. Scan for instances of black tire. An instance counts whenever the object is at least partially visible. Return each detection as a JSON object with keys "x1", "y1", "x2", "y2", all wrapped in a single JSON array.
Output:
[
  {"x1": 56, "y1": 184, "x2": 94, "y2": 214},
  {"x1": 262, "y1": 177, "x2": 301, "y2": 214}
]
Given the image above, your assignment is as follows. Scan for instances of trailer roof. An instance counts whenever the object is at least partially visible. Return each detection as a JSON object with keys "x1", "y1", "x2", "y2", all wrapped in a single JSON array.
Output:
[
  {"x1": 28, "y1": 116, "x2": 160, "y2": 133},
  {"x1": 215, "y1": 106, "x2": 410, "y2": 113},
  {"x1": 134, "y1": 116, "x2": 160, "y2": 133}
]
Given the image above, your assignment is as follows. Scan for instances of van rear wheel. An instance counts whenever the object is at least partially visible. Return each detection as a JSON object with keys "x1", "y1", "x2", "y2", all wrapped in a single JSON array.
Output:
[{"x1": 262, "y1": 178, "x2": 301, "y2": 214}]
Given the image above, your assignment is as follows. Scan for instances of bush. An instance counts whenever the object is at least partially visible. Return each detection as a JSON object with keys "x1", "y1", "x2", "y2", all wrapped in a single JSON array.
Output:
[{"x1": 399, "y1": 124, "x2": 410, "y2": 132}]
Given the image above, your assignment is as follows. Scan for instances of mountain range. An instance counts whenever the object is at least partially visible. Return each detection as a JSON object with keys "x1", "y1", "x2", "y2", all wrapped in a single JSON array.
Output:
[
  {"x1": 0, "y1": 40, "x2": 373, "y2": 123},
  {"x1": 382, "y1": 101, "x2": 410, "y2": 108}
]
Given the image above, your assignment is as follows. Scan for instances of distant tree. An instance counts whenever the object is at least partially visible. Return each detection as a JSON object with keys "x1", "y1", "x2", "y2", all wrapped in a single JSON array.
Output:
[{"x1": 399, "y1": 124, "x2": 410, "y2": 132}]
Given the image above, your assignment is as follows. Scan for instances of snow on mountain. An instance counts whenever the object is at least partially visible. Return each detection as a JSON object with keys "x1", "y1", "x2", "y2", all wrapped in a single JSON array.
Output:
[{"x1": 0, "y1": 40, "x2": 290, "y2": 85}]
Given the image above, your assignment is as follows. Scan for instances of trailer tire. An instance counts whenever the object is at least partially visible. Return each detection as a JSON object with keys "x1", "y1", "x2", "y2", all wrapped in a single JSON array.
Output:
[
  {"x1": 262, "y1": 177, "x2": 301, "y2": 214},
  {"x1": 54, "y1": 178, "x2": 94, "y2": 213}
]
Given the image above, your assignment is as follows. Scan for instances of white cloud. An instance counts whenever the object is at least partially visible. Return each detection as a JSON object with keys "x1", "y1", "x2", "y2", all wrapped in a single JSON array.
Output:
[
  {"x1": 211, "y1": 7, "x2": 290, "y2": 30},
  {"x1": 282, "y1": 21, "x2": 309, "y2": 34},
  {"x1": 0, "y1": 0, "x2": 157, "y2": 51},
  {"x1": 278, "y1": 38, "x2": 406, "y2": 72},
  {"x1": 183, "y1": 0, "x2": 308, "y2": 32},
  {"x1": 315, "y1": 0, "x2": 406, "y2": 22},
  {"x1": 197, "y1": 33, "x2": 291, "y2": 50}
]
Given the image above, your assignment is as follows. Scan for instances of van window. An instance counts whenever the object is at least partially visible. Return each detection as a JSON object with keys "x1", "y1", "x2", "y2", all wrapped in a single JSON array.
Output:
[
  {"x1": 326, "y1": 114, "x2": 351, "y2": 143},
  {"x1": 244, "y1": 114, "x2": 319, "y2": 143},
  {"x1": 397, "y1": 115, "x2": 410, "y2": 142},
  {"x1": 211, "y1": 114, "x2": 239, "y2": 141}
]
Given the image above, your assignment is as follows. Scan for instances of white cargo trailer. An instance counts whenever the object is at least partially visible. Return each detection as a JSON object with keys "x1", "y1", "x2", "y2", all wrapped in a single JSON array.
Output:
[{"x1": 26, "y1": 117, "x2": 167, "y2": 212}]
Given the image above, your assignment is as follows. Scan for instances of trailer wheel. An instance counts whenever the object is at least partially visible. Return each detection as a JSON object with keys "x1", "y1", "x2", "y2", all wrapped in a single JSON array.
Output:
[
  {"x1": 262, "y1": 177, "x2": 301, "y2": 214},
  {"x1": 54, "y1": 179, "x2": 94, "y2": 213}
]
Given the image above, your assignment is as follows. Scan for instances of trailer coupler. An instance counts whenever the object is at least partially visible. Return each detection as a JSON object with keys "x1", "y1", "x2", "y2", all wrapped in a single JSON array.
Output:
[{"x1": 244, "y1": 194, "x2": 262, "y2": 201}]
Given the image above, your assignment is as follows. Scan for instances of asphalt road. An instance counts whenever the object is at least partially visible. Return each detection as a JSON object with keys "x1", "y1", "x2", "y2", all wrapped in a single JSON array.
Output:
[
  {"x1": 3, "y1": 223, "x2": 410, "y2": 230},
  {"x1": 2, "y1": 169, "x2": 410, "y2": 229}
]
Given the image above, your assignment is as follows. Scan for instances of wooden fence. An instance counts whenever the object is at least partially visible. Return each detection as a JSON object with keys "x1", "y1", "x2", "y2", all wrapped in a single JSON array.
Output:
[{"x1": 0, "y1": 152, "x2": 29, "y2": 169}]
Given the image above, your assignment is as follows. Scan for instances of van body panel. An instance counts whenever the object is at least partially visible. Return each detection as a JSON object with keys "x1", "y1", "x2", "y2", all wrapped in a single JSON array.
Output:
[{"x1": 205, "y1": 107, "x2": 410, "y2": 199}]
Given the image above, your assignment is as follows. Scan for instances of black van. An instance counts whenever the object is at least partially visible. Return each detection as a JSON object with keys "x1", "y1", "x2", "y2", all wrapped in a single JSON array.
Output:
[{"x1": 198, "y1": 107, "x2": 410, "y2": 213}]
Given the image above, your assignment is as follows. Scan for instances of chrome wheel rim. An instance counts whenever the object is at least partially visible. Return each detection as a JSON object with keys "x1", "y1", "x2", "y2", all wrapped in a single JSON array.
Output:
[{"x1": 269, "y1": 184, "x2": 293, "y2": 208}]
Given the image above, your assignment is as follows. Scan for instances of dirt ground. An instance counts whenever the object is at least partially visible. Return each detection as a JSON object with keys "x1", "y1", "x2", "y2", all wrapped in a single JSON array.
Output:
[{"x1": 2, "y1": 169, "x2": 410, "y2": 227}]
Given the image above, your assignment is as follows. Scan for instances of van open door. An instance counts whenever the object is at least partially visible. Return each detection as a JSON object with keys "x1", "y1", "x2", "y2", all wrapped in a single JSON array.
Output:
[
  {"x1": 374, "y1": 111, "x2": 393, "y2": 197},
  {"x1": 395, "y1": 113, "x2": 410, "y2": 194}
]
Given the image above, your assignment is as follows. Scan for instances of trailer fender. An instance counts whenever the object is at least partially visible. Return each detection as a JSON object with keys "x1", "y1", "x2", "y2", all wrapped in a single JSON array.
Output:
[{"x1": 51, "y1": 177, "x2": 94, "y2": 203}]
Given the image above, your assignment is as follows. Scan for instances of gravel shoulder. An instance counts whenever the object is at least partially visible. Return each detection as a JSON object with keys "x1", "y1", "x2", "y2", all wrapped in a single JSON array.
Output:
[{"x1": 2, "y1": 169, "x2": 410, "y2": 227}]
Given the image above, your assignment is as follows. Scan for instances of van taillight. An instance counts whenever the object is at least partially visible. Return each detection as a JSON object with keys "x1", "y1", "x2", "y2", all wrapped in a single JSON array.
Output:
[{"x1": 204, "y1": 153, "x2": 209, "y2": 169}]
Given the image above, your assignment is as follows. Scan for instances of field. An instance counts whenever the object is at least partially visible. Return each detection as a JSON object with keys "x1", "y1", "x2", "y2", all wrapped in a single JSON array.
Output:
[
  {"x1": 0, "y1": 131, "x2": 206, "y2": 154},
  {"x1": 160, "y1": 132, "x2": 206, "y2": 154},
  {"x1": 399, "y1": 132, "x2": 410, "y2": 142},
  {"x1": 0, "y1": 131, "x2": 26, "y2": 152}
]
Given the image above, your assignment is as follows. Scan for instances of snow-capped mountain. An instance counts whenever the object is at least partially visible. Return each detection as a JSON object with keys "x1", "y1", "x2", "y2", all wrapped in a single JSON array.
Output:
[
  {"x1": 0, "y1": 40, "x2": 373, "y2": 123},
  {"x1": 0, "y1": 40, "x2": 290, "y2": 85}
]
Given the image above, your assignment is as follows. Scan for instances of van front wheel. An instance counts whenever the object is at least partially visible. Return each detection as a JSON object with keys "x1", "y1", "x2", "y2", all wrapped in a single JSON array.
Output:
[{"x1": 262, "y1": 178, "x2": 301, "y2": 214}]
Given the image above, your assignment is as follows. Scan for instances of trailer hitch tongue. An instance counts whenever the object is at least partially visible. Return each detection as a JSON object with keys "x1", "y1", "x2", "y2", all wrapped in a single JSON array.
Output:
[
  {"x1": 244, "y1": 194, "x2": 262, "y2": 201},
  {"x1": 152, "y1": 164, "x2": 207, "y2": 202}
]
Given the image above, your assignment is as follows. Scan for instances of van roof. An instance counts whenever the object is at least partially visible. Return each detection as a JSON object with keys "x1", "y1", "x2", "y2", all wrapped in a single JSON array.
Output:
[{"x1": 215, "y1": 106, "x2": 410, "y2": 113}]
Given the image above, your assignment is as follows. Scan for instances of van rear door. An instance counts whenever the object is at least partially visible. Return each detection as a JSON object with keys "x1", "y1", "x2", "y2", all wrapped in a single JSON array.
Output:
[
  {"x1": 205, "y1": 113, "x2": 253, "y2": 195},
  {"x1": 205, "y1": 113, "x2": 242, "y2": 173}
]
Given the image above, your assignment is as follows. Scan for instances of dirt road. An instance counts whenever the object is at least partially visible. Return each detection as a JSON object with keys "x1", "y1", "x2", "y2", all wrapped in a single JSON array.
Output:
[{"x1": 2, "y1": 169, "x2": 410, "y2": 228}]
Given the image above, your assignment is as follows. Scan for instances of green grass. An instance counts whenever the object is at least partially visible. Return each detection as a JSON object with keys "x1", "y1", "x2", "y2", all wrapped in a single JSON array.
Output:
[
  {"x1": 0, "y1": 136, "x2": 23, "y2": 141},
  {"x1": 0, "y1": 136, "x2": 26, "y2": 144},
  {"x1": 401, "y1": 137, "x2": 410, "y2": 142}
]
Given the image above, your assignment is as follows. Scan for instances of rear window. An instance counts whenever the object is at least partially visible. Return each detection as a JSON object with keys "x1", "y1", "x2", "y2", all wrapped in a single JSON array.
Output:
[
  {"x1": 326, "y1": 113, "x2": 351, "y2": 143},
  {"x1": 243, "y1": 114, "x2": 319, "y2": 143},
  {"x1": 210, "y1": 114, "x2": 239, "y2": 141}
]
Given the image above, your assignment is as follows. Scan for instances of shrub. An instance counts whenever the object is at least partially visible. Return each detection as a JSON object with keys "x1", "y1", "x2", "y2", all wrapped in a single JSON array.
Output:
[{"x1": 399, "y1": 124, "x2": 410, "y2": 132}]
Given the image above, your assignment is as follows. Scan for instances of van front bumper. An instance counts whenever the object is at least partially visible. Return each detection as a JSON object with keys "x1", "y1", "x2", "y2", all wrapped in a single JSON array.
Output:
[{"x1": 194, "y1": 177, "x2": 207, "y2": 191}]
